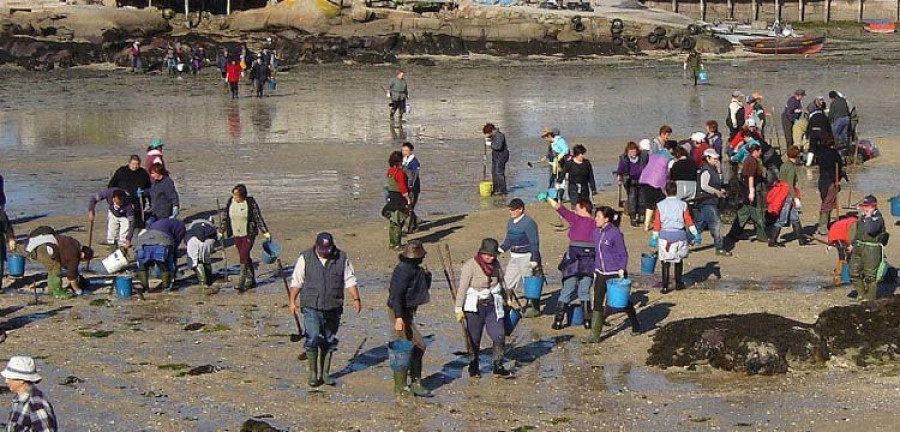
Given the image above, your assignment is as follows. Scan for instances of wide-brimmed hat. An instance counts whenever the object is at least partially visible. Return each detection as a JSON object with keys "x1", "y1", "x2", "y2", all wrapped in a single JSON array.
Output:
[
  {"x1": 400, "y1": 240, "x2": 426, "y2": 259},
  {"x1": 1, "y1": 356, "x2": 42, "y2": 383},
  {"x1": 477, "y1": 238, "x2": 501, "y2": 257},
  {"x1": 540, "y1": 127, "x2": 554, "y2": 137}
]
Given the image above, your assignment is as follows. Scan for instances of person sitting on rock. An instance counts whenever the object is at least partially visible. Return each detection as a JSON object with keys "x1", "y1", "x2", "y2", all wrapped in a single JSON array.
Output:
[{"x1": 25, "y1": 226, "x2": 93, "y2": 298}]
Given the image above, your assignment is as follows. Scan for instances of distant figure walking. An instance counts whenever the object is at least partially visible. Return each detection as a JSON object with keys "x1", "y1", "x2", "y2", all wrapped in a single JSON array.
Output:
[{"x1": 388, "y1": 70, "x2": 408, "y2": 123}]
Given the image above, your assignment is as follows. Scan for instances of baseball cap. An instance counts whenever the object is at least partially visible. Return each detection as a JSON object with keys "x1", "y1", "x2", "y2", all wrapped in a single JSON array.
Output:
[
  {"x1": 858, "y1": 195, "x2": 878, "y2": 207},
  {"x1": 315, "y1": 232, "x2": 335, "y2": 255},
  {"x1": 507, "y1": 198, "x2": 525, "y2": 209},
  {"x1": 690, "y1": 132, "x2": 706, "y2": 142},
  {"x1": 702, "y1": 148, "x2": 720, "y2": 159},
  {"x1": 794, "y1": 89, "x2": 806, "y2": 96},
  {"x1": 732, "y1": 90, "x2": 744, "y2": 98}
]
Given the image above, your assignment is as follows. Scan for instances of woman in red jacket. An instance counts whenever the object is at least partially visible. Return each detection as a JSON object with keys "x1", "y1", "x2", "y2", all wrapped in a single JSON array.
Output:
[{"x1": 225, "y1": 59, "x2": 242, "y2": 99}]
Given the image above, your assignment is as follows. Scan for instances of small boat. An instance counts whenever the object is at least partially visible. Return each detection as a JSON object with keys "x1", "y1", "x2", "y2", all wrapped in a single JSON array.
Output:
[
  {"x1": 707, "y1": 22, "x2": 802, "y2": 46},
  {"x1": 864, "y1": 19, "x2": 896, "y2": 34},
  {"x1": 740, "y1": 36, "x2": 825, "y2": 55}
]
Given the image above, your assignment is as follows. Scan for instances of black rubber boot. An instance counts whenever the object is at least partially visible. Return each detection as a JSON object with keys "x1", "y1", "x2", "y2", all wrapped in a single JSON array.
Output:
[
  {"x1": 468, "y1": 351, "x2": 481, "y2": 378},
  {"x1": 236, "y1": 265, "x2": 247, "y2": 292},
  {"x1": 319, "y1": 348, "x2": 335, "y2": 386},
  {"x1": 768, "y1": 227, "x2": 783, "y2": 247},
  {"x1": 307, "y1": 350, "x2": 322, "y2": 388},
  {"x1": 674, "y1": 262, "x2": 685, "y2": 291},
  {"x1": 551, "y1": 304, "x2": 566, "y2": 330},
  {"x1": 492, "y1": 345, "x2": 511, "y2": 377},
  {"x1": 582, "y1": 301, "x2": 592, "y2": 329},
  {"x1": 661, "y1": 263, "x2": 671, "y2": 294},
  {"x1": 247, "y1": 265, "x2": 257, "y2": 289},
  {"x1": 793, "y1": 222, "x2": 809, "y2": 246},
  {"x1": 524, "y1": 299, "x2": 541, "y2": 318},
  {"x1": 136, "y1": 270, "x2": 150, "y2": 293},
  {"x1": 204, "y1": 264, "x2": 213, "y2": 286}
]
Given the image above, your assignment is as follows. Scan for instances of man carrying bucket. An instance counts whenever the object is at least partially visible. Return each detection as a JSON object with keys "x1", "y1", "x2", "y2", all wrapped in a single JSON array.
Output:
[
  {"x1": 386, "y1": 240, "x2": 432, "y2": 397},
  {"x1": 483, "y1": 123, "x2": 509, "y2": 196},
  {"x1": 848, "y1": 195, "x2": 888, "y2": 302},
  {"x1": 288, "y1": 233, "x2": 362, "y2": 388},
  {"x1": 87, "y1": 188, "x2": 135, "y2": 253},
  {"x1": 499, "y1": 198, "x2": 543, "y2": 318},
  {"x1": 25, "y1": 226, "x2": 94, "y2": 298}
]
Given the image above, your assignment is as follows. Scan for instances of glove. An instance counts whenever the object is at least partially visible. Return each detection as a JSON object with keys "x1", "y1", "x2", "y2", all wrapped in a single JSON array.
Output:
[
  {"x1": 263, "y1": 232, "x2": 271, "y2": 240},
  {"x1": 693, "y1": 233, "x2": 703, "y2": 245},
  {"x1": 136, "y1": 188, "x2": 143, "y2": 199},
  {"x1": 649, "y1": 234, "x2": 658, "y2": 248},
  {"x1": 536, "y1": 192, "x2": 549, "y2": 202},
  {"x1": 794, "y1": 198, "x2": 802, "y2": 209},
  {"x1": 170, "y1": 206, "x2": 180, "y2": 219},
  {"x1": 454, "y1": 308, "x2": 464, "y2": 323}
]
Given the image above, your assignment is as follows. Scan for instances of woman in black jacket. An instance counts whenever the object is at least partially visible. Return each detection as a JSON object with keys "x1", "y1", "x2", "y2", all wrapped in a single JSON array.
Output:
[
  {"x1": 223, "y1": 184, "x2": 270, "y2": 291},
  {"x1": 387, "y1": 240, "x2": 432, "y2": 397},
  {"x1": 562, "y1": 145, "x2": 596, "y2": 207}
]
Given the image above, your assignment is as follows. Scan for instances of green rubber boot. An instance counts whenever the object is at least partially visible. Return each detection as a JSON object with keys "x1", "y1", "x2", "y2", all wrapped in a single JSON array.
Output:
[
  {"x1": 581, "y1": 311, "x2": 605, "y2": 344},
  {"x1": 236, "y1": 265, "x2": 248, "y2": 292},
  {"x1": 319, "y1": 349, "x2": 335, "y2": 386},
  {"x1": 47, "y1": 275, "x2": 73, "y2": 299},
  {"x1": 247, "y1": 265, "x2": 257, "y2": 289},
  {"x1": 307, "y1": 350, "x2": 322, "y2": 388},
  {"x1": 389, "y1": 222, "x2": 402, "y2": 250},
  {"x1": 393, "y1": 369, "x2": 410, "y2": 395},
  {"x1": 195, "y1": 265, "x2": 208, "y2": 286},
  {"x1": 136, "y1": 270, "x2": 150, "y2": 293},
  {"x1": 407, "y1": 352, "x2": 433, "y2": 397},
  {"x1": 523, "y1": 299, "x2": 541, "y2": 318}
]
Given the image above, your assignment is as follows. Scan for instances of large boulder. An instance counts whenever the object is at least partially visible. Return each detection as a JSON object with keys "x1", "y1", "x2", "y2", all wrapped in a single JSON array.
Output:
[
  {"x1": 4, "y1": 5, "x2": 169, "y2": 44},
  {"x1": 647, "y1": 313, "x2": 829, "y2": 375},
  {"x1": 227, "y1": 0, "x2": 340, "y2": 34},
  {"x1": 815, "y1": 297, "x2": 900, "y2": 366}
]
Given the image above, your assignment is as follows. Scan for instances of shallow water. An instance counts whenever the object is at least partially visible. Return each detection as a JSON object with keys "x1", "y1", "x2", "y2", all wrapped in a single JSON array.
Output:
[{"x1": 1, "y1": 60, "x2": 899, "y2": 222}]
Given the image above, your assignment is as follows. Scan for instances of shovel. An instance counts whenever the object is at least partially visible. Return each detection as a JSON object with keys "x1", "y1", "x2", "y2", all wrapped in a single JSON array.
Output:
[
  {"x1": 275, "y1": 257, "x2": 305, "y2": 343},
  {"x1": 83, "y1": 219, "x2": 94, "y2": 273}
]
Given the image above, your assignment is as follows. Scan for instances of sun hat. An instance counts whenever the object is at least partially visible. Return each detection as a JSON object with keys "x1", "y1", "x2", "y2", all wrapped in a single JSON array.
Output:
[
  {"x1": 690, "y1": 132, "x2": 706, "y2": 142},
  {"x1": 540, "y1": 127, "x2": 554, "y2": 137},
  {"x1": 732, "y1": 90, "x2": 744, "y2": 98},
  {"x1": 477, "y1": 238, "x2": 501, "y2": 257},
  {"x1": 399, "y1": 240, "x2": 426, "y2": 259},
  {"x1": 703, "y1": 148, "x2": 720, "y2": 159},
  {"x1": 1, "y1": 356, "x2": 42, "y2": 383}
]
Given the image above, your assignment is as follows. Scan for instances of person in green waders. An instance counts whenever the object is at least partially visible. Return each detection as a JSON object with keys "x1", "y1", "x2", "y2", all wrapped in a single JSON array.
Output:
[
  {"x1": 847, "y1": 195, "x2": 888, "y2": 302},
  {"x1": 383, "y1": 151, "x2": 411, "y2": 250},
  {"x1": 684, "y1": 49, "x2": 703, "y2": 86}
]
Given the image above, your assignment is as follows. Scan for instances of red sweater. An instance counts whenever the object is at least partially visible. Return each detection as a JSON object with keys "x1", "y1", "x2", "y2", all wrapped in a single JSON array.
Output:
[
  {"x1": 225, "y1": 63, "x2": 242, "y2": 83},
  {"x1": 387, "y1": 166, "x2": 409, "y2": 195}
]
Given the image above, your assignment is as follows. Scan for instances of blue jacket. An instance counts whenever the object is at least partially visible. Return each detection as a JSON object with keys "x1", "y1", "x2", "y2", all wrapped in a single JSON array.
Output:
[
  {"x1": 149, "y1": 218, "x2": 186, "y2": 246},
  {"x1": 149, "y1": 176, "x2": 179, "y2": 219},
  {"x1": 593, "y1": 224, "x2": 628, "y2": 274},
  {"x1": 500, "y1": 215, "x2": 541, "y2": 263}
]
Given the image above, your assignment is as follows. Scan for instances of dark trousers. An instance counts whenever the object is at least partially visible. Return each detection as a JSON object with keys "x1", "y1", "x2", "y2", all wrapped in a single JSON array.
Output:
[
  {"x1": 818, "y1": 178, "x2": 839, "y2": 214},
  {"x1": 781, "y1": 113, "x2": 795, "y2": 147},
  {"x1": 390, "y1": 99, "x2": 406, "y2": 118},
  {"x1": 625, "y1": 181, "x2": 640, "y2": 217},
  {"x1": 491, "y1": 152, "x2": 508, "y2": 195},
  {"x1": 592, "y1": 273, "x2": 640, "y2": 328},
  {"x1": 465, "y1": 301, "x2": 505, "y2": 361},
  {"x1": 229, "y1": 82, "x2": 239, "y2": 99}
]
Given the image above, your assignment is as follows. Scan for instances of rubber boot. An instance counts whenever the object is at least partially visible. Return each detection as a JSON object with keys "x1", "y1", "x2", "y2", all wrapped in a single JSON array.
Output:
[
  {"x1": 492, "y1": 345, "x2": 511, "y2": 377},
  {"x1": 307, "y1": 350, "x2": 322, "y2": 388},
  {"x1": 768, "y1": 227, "x2": 783, "y2": 247},
  {"x1": 392, "y1": 369, "x2": 410, "y2": 395},
  {"x1": 674, "y1": 262, "x2": 686, "y2": 291},
  {"x1": 203, "y1": 264, "x2": 213, "y2": 286},
  {"x1": 389, "y1": 222, "x2": 402, "y2": 250},
  {"x1": 660, "y1": 263, "x2": 671, "y2": 294},
  {"x1": 524, "y1": 299, "x2": 541, "y2": 318},
  {"x1": 247, "y1": 265, "x2": 257, "y2": 289},
  {"x1": 195, "y1": 265, "x2": 208, "y2": 286},
  {"x1": 468, "y1": 350, "x2": 481, "y2": 378},
  {"x1": 407, "y1": 350, "x2": 432, "y2": 397},
  {"x1": 551, "y1": 304, "x2": 566, "y2": 330},
  {"x1": 136, "y1": 270, "x2": 150, "y2": 293},
  {"x1": 816, "y1": 213, "x2": 830, "y2": 236},
  {"x1": 236, "y1": 265, "x2": 248, "y2": 292},
  {"x1": 643, "y1": 209, "x2": 654, "y2": 232},
  {"x1": 792, "y1": 222, "x2": 809, "y2": 246},
  {"x1": 47, "y1": 275, "x2": 73, "y2": 299},
  {"x1": 160, "y1": 271, "x2": 174, "y2": 291},
  {"x1": 319, "y1": 348, "x2": 335, "y2": 386},
  {"x1": 582, "y1": 301, "x2": 592, "y2": 329},
  {"x1": 581, "y1": 310, "x2": 605, "y2": 343}
]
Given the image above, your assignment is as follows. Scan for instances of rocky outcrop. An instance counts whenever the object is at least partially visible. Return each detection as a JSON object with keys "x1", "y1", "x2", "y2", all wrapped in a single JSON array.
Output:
[
  {"x1": 226, "y1": 0, "x2": 340, "y2": 34},
  {"x1": 648, "y1": 297, "x2": 900, "y2": 374},
  {"x1": 2, "y1": 5, "x2": 169, "y2": 44}
]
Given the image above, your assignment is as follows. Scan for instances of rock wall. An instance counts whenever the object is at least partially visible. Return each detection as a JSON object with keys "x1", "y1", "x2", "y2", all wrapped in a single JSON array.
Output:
[{"x1": 1, "y1": 5, "x2": 169, "y2": 44}]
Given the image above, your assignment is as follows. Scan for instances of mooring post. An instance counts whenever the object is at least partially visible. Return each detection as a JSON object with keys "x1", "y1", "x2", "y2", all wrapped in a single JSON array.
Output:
[
  {"x1": 701, "y1": 0, "x2": 707, "y2": 21},
  {"x1": 799, "y1": 0, "x2": 805, "y2": 22},
  {"x1": 858, "y1": 0, "x2": 864, "y2": 23},
  {"x1": 672, "y1": 0, "x2": 678, "y2": 14},
  {"x1": 753, "y1": 0, "x2": 760, "y2": 21},
  {"x1": 826, "y1": 0, "x2": 832, "y2": 22}
]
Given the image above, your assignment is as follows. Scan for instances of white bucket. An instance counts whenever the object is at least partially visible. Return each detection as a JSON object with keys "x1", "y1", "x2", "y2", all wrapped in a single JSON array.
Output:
[{"x1": 102, "y1": 249, "x2": 129, "y2": 274}]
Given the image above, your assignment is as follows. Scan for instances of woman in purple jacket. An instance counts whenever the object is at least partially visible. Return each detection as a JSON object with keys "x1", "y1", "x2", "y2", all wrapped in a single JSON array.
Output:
[
  {"x1": 583, "y1": 206, "x2": 642, "y2": 343},
  {"x1": 545, "y1": 195, "x2": 596, "y2": 331}
]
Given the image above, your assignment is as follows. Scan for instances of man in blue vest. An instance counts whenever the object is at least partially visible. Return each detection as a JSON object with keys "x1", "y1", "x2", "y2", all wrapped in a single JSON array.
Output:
[{"x1": 288, "y1": 232, "x2": 362, "y2": 388}]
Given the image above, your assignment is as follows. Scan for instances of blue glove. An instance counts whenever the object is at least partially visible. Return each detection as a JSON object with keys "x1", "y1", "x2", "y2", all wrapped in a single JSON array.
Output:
[
  {"x1": 693, "y1": 233, "x2": 702, "y2": 245},
  {"x1": 649, "y1": 236, "x2": 658, "y2": 248},
  {"x1": 536, "y1": 192, "x2": 548, "y2": 202},
  {"x1": 170, "y1": 206, "x2": 180, "y2": 219},
  {"x1": 136, "y1": 188, "x2": 144, "y2": 199}
]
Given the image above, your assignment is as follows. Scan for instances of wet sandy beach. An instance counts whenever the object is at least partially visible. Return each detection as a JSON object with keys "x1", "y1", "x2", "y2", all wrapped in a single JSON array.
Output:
[{"x1": 0, "y1": 55, "x2": 899, "y2": 431}]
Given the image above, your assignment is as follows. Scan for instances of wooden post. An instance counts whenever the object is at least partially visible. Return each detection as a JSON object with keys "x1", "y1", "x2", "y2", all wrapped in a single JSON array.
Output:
[
  {"x1": 727, "y1": 0, "x2": 734, "y2": 19},
  {"x1": 776, "y1": 0, "x2": 782, "y2": 22},
  {"x1": 672, "y1": 0, "x2": 678, "y2": 14},
  {"x1": 227, "y1": 0, "x2": 231, "y2": 15},
  {"x1": 858, "y1": 0, "x2": 864, "y2": 22},
  {"x1": 753, "y1": 0, "x2": 760, "y2": 21},
  {"x1": 826, "y1": 0, "x2": 831, "y2": 22},
  {"x1": 799, "y1": 0, "x2": 805, "y2": 22},
  {"x1": 184, "y1": 0, "x2": 189, "y2": 20},
  {"x1": 701, "y1": 0, "x2": 707, "y2": 21}
]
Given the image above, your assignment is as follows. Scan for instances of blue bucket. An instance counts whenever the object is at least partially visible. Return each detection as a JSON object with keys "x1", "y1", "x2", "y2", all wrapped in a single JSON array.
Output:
[
  {"x1": 503, "y1": 308, "x2": 521, "y2": 336},
  {"x1": 606, "y1": 278, "x2": 633, "y2": 308},
  {"x1": 115, "y1": 276, "x2": 133, "y2": 298},
  {"x1": 567, "y1": 304, "x2": 584, "y2": 326},
  {"x1": 841, "y1": 262, "x2": 851, "y2": 284},
  {"x1": 6, "y1": 254, "x2": 25, "y2": 277},
  {"x1": 261, "y1": 239, "x2": 281, "y2": 265},
  {"x1": 698, "y1": 69, "x2": 709, "y2": 84},
  {"x1": 641, "y1": 253, "x2": 657, "y2": 275},
  {"x1": 547, "y1": 187, "x2": 558, "y2": 200},
  {"x1": 889, "y1": 195, "x2": 900, "y2": 217},
  {"x1": 388, "y1": 339, "x2": 414, "y2": 372},
  {"x1": 523, "y1": 276, "x2": 544, "y2": 300}
]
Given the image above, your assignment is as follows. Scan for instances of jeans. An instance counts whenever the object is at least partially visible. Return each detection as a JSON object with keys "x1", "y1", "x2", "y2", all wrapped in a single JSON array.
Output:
[
  {"x1": 302, "y1": 307, "x2": 342, "y2": 352},
  {"x1": 694, "y1": 203, "x2": 724, "y2": 251},
  {"x1": 831, "y1": 116, "x2": 850, "y2": 145},
  {"x1": 492, "y1": 152, "x2": 508, "y2": 194},
  {"x1": 560, "y1": 274, "x2": 593, "y2": 305},
  {"x1": 774, "y1": 198, "x2": 799, "y2": 228}
]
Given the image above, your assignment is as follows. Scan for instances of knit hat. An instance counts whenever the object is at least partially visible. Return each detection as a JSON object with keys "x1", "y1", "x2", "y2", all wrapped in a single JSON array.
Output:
[{"x1": 1, "y1": 356, "x2": 42, "y2": 383}]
